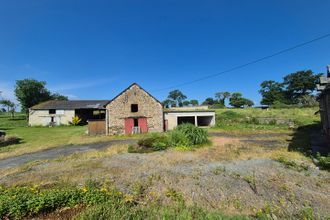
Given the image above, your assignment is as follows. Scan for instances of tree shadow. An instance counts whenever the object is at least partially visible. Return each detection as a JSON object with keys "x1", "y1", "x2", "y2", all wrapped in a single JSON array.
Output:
[{"x1": 288, "y1": 122, "x2": 329, "y2": 156}]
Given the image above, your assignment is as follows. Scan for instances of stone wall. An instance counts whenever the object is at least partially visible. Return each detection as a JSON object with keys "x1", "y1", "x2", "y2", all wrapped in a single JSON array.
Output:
[
  {"x1": 319, "y1": 88, "x2": 330, "y2": 138},
  {"x1": 106, "y1": 84, "x2": 163, "y2": 135}
]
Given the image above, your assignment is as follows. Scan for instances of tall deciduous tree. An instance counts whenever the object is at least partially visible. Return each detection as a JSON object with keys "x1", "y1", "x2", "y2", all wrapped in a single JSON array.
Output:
[
  {"x1": 215, "y1": 92, "x2": 231, "y2": 105},
  {"x1": 0, "y1": 99, "x2": 16, "y2": 117},
  {"x1": 283, "y1": 70, "x2": 322, "y2": 101},
  {"x1": 167, "y1": 90, "x2": 187, "y2": 107},
  {"x1": 202, "y1": 97, "x2": 215, "y2": 105},
  {"x1": 259, "y1": 80, "x2": 285, "y2": 106},
  {"x1": 229, "y1": 92, "x2": 254, "y2": 108},
  {"x1": 14, "y1": 79, "x2": 68, "y2": 113},
  {"x1": 190, "y1": 99, "x2": 199, "y2": 106}
]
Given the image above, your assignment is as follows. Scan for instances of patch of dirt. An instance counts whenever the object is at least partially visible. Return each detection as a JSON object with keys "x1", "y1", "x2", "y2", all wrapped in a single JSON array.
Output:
[{"x1": 28, "y1": 205, "x2": 85, "y2": 220}]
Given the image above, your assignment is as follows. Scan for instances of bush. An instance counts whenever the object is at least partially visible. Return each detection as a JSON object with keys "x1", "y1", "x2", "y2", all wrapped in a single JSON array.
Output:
[
  {"x1": 130, "y1": 124, "x2": 209, "y2": 153},
  {"x1": 0, "y1": 136, "x2": 21, "y2": 147},
  {"x1": 137, "y1": 133, "x2": 169, "y2": 151},
  {"x1": 176, "y1": 123, "x2": 209, "y2": 146},
  {"x1": 315, "y1": 153, "x2": 330, "y2": 171},
  {"x1": 167, "y1": 129, "x2": 190, "y2": 148}
]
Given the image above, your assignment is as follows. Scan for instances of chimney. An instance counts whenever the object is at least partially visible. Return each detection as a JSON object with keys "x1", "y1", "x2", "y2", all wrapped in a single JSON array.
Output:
[{"x1": 327, "y1": 65, "x2": 330, "y2": 77}]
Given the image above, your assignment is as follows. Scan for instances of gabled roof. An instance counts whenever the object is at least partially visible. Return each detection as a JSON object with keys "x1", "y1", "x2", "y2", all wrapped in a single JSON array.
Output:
[
  {"x1": 30, "y1": 83, "x2": 162, "y2": 110},
  {"x1": 30, "y1": 100, "x2": 110, "y2": 110},
  {"x1": 109, "y1": 83, "x2": 163, "y2": 105}
]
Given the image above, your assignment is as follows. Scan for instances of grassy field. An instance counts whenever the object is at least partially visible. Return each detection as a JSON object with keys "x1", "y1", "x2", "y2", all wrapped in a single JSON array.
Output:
[
  {"x1": 0, "y1": 114, "x2": 140, "y2": 159},
  {"x1": 0, "y1": 108, "x2": 329, "y2": 219}
]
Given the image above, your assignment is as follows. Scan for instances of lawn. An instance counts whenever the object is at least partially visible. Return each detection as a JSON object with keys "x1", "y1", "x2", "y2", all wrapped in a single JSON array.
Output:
[{"x1": 0, "y1": 113, "x2": 139, "y2": 159}]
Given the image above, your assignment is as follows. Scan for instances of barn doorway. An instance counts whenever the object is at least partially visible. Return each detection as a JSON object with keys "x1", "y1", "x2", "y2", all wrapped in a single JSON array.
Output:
[
  {"x1": 197, "y1": 116, "x2": 213, "y2": 126},
  {"x1": 177, "y1": 116, "x2": 195, "y2": 125},
  {"x1": 124, "y1": 117, "x2": 148, "y2": 134}
]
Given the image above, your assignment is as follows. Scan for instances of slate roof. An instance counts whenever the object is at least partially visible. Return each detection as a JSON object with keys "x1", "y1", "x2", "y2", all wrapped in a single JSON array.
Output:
[
  {"x1": 30, "y1": 100, "x2": 110, "y2": 110},
  {"x1": 30, "y1": 83, "x2": 162, "y2": 110}
]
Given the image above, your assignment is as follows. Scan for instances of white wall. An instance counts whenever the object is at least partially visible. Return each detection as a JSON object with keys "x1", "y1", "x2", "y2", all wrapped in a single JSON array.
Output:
[
  {"x1": 164, "y1": 111, "x2": 215, "y2": 130},
  {"x1": 29, "y1": 109, "x2": 75, "y2": 126}
]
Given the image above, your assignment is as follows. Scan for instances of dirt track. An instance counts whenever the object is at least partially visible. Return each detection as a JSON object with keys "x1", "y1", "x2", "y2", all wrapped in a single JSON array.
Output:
[{"x1": 0, "y1": 139, "x2": 136, "y2": 169}]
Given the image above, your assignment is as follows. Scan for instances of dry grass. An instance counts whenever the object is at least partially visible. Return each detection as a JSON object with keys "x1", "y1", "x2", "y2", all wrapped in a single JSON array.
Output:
[{"x1": 0, "y1": 132, "x2": 329, "y2": 218}]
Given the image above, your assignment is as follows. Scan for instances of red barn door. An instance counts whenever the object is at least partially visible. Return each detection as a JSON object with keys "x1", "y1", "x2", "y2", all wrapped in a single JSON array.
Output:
[
  {"x1": 138, "y1": 117, "x2": 148, "y2": 133},
  {"x1": 124, "y1": 118, "x2": 134, "y2": 134}
]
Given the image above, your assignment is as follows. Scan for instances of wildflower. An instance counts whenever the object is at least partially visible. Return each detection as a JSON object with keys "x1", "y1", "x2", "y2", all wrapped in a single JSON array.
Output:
[
  {"x1": 124, "y1": 194, "x2": 134, "y2": 203},
  {"x1": 82, "y1": 187, "x2": 88, "y2": 193}
]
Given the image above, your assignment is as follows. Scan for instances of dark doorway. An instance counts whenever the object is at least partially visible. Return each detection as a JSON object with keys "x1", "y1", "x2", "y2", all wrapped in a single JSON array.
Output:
[
  {"x1": 197, "y1": 116, "x2": 213, "y2": 126},
  {"x1": 177, "y1": 116, "x2": 195, "y2": 125},
  {"x1": 134, "y1": 118, "x2": 139, "y2": 127}
]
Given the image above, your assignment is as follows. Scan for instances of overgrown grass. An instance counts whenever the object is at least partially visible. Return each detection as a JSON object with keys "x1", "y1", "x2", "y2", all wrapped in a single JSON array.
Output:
[
  {"x1": 214, "y1": 107, "x2": 319, "y2": 131},
  {"x1": 0, "y1": 183, "x2": 248, "y2": 220},
  {"x1": 129, "y1": 124, "x2": 210, "y2": 153}
]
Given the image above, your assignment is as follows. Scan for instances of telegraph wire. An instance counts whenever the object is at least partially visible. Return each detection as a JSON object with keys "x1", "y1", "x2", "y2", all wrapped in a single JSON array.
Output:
[{"x1": 152, "y1": 33, "x2": 330, "y2": 92}]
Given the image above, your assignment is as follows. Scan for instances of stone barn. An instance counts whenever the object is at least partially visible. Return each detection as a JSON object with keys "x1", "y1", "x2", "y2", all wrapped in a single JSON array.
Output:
[
  {"x1": 29, "y1": 83, "x2": 215, "y2": 135},
  {"x1": 105, "y1": 83, "x2": 164, "y2": 135}
]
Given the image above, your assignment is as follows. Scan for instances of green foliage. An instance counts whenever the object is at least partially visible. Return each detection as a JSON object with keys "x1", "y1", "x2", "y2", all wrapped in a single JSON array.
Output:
[
  {"x1": 202, "y1": 97, "x2": 216, "y2": 105},
  {"x1": 315, "y1": 153, "x2": 330, "y2": 171},
  {"x1": 229, "y1": 93, "x2": 254, "y2": 108},
  {"x1": 259, "y1": 80, "x2": 285, "y2": 106},
  {"x1": 190, "y1": 99, "x2": 199, "y2": 106},
  {"x1": 260, "y1": 70, "x2": 322, "y2": 106},
  {"x1": 167, "y1": 90, "x2": 187, "y2": 107},
  {"x1": 176, "y1": 123, "x2": 209, "y2": 146},
  {"x1": 137, "y1": 133, "x2": 169, "y2": 151},
  {"x1": 131, "y1": 124, "x2": 209, "y2": 152},
  {"x1": 275, "y1": 156, "x2": 309, "y2": 172},
  {"x1": 0, "y1": 99, "x2": 16, "y2": 117},
  {"x1": 71, "y1": 116, "x2": 82, "y2": 126},
  {"x1": 14, "y1": 79, "x2": 67, "y2": 113},
  {"x1": 215, "y1": 91, "x2": 231, "y2": 105},
  {"x1": 0, "y1": 184, "x2": 248, "y2": 220},
  {"x1": 167, "y1": 129, "x2": 190, "y2": 148}
]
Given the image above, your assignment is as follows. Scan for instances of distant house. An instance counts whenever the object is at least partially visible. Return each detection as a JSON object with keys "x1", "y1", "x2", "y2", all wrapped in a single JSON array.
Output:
[{"x1": 29, "y1": 83, "x2": 215, "y2": 135}]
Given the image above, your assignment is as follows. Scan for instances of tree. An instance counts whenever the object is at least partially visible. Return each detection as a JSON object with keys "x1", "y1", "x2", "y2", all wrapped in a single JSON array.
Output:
[
  {"x1": 162, "y1": 99, "x2": 175, "y2": 108},
  {"x1": 0, "y1": 99, "x2": 16, "y2": 117},
  {"x1": 51, "y1": 93, "x2": 68, "y2": 101},
  {"x1": 229, "y1": 92, "x2": 254, "y2": 108},
  {"x1": 202, "y1": 97, "x2": 215, "y2": 105},
  {"x1": 215, "y1": 92, "x2": 231, "y2": 105},
  {"x1": 182, "y1": 100, "x2": 191, "y2": 106},
  {"x1": 14, "y1": 79, "x2": 68, "y2": 113},
  {"x1": 190, "y1": 99, "x2": 199, "y2": 106},
  {"x1": 283, "y1": 70, "x2": 322, "y2": 102},
  {"x1": 259, "y1": 80, "x2": 285, "y2": 105},
  {"x1": 167, "y1": 90, "x2": 187, "y2": 107},
  {"x1": 297, "y1": 94, "x2": 318, "y2": 107}
]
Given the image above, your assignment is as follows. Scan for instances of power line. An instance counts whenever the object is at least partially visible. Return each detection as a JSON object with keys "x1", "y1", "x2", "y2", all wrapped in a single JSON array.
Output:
[{"x1": 152, "y1": 33, "x2": 330, "y2": 92}]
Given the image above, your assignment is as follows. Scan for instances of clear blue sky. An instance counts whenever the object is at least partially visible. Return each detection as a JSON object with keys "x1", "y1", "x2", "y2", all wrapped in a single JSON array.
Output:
[{"x1": 1, "y1": 0, "x2": 330, "y2": 106}]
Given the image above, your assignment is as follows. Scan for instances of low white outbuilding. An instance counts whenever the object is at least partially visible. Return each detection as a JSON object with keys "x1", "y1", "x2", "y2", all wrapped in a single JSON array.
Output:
[{"x1": 164, "y1": 110, "x2": 216, "y2": 130}]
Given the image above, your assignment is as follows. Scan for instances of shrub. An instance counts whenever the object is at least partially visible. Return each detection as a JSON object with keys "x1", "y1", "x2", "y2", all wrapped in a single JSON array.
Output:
[
  {"x1": 176, "y1": 123, "x2": 209, "y2": 146},
  {"x1": 315, "y1": 153, "x2": 330, "y2": 171},
  {"x1": 71, "y1": 116, "x2": 82, "y2": 126},
  {"x1": 167, "y1": 129, "x2": 190, "y2": 148},
  {"x1": 0, "y1": 136, "x2": 21, "y2": 147},
  {"x1": 137, "y1": 133, "x2": 169, "y2": 151}
]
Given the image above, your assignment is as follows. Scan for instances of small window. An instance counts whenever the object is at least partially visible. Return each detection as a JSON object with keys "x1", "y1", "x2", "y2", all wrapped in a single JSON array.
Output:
[
  {"x1": 131, "y1": 104, "x2": 138, "y2": 112},
  {"x1": 49, "y1": 109, "x2": 56, "y2": 114}
]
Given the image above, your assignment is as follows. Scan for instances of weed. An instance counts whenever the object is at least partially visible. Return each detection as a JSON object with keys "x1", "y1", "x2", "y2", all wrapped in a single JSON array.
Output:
[
  {"x1": 275, "y1": 156, "x2": 309, "y2": 172},
  {"x1": 212, "y1": 166, "x2": 226, "y2": 175}
]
